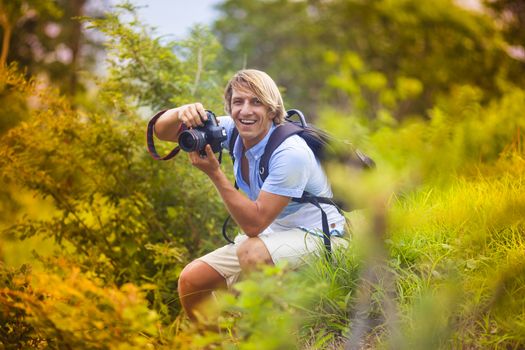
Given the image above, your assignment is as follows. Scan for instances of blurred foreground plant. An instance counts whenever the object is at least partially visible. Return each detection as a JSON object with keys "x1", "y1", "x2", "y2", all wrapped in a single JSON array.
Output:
[{"x1": 0, "y1": 261, "x2": 160, "y2": 349}]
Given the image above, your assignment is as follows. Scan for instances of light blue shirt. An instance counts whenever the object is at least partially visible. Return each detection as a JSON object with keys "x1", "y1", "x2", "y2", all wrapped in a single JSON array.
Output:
[{"x1": 218, "y1": 116, "x2": 346, "y2": 235}]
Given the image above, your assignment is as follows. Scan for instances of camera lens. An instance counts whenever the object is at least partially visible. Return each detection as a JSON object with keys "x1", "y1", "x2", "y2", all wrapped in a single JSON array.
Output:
[{"x1": 178, "y1": 130, "x2": 206, "y2": 152}]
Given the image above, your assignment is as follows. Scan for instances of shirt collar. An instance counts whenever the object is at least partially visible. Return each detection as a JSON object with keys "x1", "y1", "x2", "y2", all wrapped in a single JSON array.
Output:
[{"x1": 234, "y1": 123, "x2": 277, "y2": 160}]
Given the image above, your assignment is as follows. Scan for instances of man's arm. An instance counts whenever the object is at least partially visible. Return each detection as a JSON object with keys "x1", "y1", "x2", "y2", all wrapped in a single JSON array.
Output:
[
  {"x1": 154, "y1": 103, "x2": 207, "y2": 141},
  {"x1": 190, "y1": 145, "x2": 290, "y2": 237}
]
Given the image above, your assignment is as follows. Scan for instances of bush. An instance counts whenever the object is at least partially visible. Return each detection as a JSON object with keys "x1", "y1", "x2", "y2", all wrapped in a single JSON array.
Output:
[{"x1": 0, "y1": 262, "x2": 160, "y2": 349}]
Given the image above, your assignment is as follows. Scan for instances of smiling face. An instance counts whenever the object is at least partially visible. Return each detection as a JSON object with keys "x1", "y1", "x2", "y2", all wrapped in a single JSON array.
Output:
[
  {"x1": 231, "y1": 86, "x2": 274, "y2": 149},
  {"x1": 224, "y1": 70, "x2": 287, "y2": 149}
]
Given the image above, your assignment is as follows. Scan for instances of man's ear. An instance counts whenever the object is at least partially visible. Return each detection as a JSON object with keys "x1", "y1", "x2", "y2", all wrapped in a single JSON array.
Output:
[{"x1": 267, "y1": 108, "x2": 276, "y2": 119}]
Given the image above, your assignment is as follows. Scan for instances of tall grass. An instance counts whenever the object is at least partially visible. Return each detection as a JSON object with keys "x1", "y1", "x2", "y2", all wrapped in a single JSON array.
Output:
[{"x1": 388, "y1": 156, "x2": 524, "y2": 348}]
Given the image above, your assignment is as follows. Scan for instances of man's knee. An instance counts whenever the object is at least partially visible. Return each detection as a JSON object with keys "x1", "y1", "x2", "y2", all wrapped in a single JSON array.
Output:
[
  {"x1": 236, "y1": 237, "x2": 273, "y2": 271},
  {"x1": 178, "y1": 261, "x2": 199, "y2": 295},
  {"x1": 178, "y1": 260, "x2": 224, "y2": 295}
]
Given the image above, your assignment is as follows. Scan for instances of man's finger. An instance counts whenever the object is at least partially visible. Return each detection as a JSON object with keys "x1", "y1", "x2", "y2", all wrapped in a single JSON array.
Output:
[
  {"x1": 205, "y1": 144, "x2": 214, "y2": 157},
  {"x1": 189, "y1": 104, "x2": 203, "y2": 126},
  {"x1": 183, "y1": 110, "x2": 197, "y2": 128},
  {"x1": 188, "y1": 151, "x2": 197, "y2": 164},
  {"x1": 195, "y1": 103, "x2": 207, "y2": 122}
]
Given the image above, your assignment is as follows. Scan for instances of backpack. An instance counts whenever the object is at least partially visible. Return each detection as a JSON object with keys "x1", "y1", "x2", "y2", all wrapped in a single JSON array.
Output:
[{"x1": 223, "y1": 109, "x2": 375, "y2": 254}]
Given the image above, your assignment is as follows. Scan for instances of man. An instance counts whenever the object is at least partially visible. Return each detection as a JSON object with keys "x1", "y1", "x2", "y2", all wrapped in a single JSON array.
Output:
[{"x1": 153, "y1": 69, "x2": 346, "y2": 320}]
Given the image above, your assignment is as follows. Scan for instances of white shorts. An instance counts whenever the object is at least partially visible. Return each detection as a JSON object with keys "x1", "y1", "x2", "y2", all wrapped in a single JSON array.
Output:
[{"x1": 198, "y1": 228, "x2": 348, "y2": 288}]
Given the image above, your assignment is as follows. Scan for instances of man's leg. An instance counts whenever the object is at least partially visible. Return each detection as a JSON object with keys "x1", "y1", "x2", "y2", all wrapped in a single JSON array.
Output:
[
  {"x1": 177, "y1": 260, "x2": 227, "y2": 321},
  {"x1": 236, "y1": 237, "x2": 274, "y2": 272},
  {"x1": 241, "y1": 229, "x2": 348, "y2": 271}
]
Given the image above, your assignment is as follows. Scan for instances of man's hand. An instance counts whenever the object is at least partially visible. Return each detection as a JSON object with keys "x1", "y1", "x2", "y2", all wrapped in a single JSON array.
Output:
[
  {"x1": 175, "y1": 103, "x2": 207, "y2": 128},
  {"x1": 153, "y1": 103, "x2": 208, "y2": 142},
  {"x1": 188, "y1": 144, "x2": 221, "y2": 177}
]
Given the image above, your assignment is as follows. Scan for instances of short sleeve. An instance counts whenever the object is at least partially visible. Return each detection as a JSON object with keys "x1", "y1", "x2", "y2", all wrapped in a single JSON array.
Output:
[{"x1": 261, "y1": 138, "x2": 312, "y2": 198}]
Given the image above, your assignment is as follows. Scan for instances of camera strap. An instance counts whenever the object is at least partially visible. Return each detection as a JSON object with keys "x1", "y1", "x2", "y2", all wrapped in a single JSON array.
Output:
[{"x1": 146, "y1": 110, "x2": 182, "y2": 160}]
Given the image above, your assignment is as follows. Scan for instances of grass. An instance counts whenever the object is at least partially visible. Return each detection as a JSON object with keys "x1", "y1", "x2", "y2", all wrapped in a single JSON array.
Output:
[{"x1": 288, "y1": 152, "x2": 525, "y2": 349}]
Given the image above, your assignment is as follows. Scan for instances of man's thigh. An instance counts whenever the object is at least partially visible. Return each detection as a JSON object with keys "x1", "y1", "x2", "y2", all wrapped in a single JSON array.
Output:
[
  {"x1": 258, "y1": 228, "x2": 348, "y2": 267},
  {"x1": 198, "y1": 242, "x2": 243, "y2": 289},
  {"x1": 197, "y1": 229, "x2": 348, "y2": 288}
]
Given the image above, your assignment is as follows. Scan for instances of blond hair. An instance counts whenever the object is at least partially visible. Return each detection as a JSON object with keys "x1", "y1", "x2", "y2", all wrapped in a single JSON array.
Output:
[{"x1": 224, "y1": 69, "x2": 286, "y2": 124}]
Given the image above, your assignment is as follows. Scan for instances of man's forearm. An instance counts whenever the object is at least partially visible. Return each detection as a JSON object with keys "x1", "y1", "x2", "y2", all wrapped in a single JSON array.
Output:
[
  {"x1": 208, "y1": 170, "x2": 268, "y2": 237},
  {"x1": 188, "y1": 145, "x2": 289, "y2": 237},
  {"x1": 154, "y1": 109, "x2": 182, "y2": 142}
]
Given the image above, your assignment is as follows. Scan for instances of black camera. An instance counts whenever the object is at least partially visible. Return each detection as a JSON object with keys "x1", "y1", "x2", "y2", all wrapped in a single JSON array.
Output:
[{"x1": 178, "y1": 110, "x2": 227, "y2": 155}]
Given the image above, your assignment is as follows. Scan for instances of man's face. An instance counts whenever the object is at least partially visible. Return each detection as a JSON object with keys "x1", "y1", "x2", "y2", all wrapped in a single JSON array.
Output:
[{"x1": 230, "y1": 86, "x2": 274, "y2": 149}]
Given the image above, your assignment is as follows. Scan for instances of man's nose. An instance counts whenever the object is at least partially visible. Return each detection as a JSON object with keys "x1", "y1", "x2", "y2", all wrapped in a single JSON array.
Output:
[{"x1": 240, "y1": 101, "x2": 253, "y2": 115}]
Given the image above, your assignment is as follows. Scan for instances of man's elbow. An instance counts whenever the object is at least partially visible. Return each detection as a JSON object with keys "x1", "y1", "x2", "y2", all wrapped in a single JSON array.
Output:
[
  {"x1": 239, "y1": 202, "x2": 275, "y2": 237},
  {"x1": 242, "y1": 222, "x2": 268, "y2": 238}
]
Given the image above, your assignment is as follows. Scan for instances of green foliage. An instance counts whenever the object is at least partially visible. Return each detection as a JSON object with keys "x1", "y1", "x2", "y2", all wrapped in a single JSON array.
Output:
[
  {"x1": 215, "y1": 0, "x2": 522, "y2": 119},
  {"x1": 298, "y1": 79, "x2": 524, "y2": 348},
  {"x1": 320, "y1": 85, "x2": 525, "y2": 185},
  {"x1": 325, "y1": 50, "x2": 423, "y2": 120},
  {"x1": 219, "y1": 264, "x2": 309, "y2": 349},
  {"x1": 386, "y1": 158, "x2": 525, "y2": 348},
  {"x1": 0, "y1": 64, "x2": 32, "y2": 223},
  {"x1": 0, "y1": 63, "x2": 31, "y2": 135},
  {"x1": 86, "y1": 2, "x2": 225, "y2": 113}
]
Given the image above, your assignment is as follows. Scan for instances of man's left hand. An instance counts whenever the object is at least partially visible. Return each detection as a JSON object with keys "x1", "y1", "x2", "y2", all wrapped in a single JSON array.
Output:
[{"x1": 188, "y1": 145, "x2": 221, "y2": 177}]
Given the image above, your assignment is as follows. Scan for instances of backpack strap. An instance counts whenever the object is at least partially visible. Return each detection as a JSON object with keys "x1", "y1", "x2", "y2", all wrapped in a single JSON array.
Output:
[
  {"x1": 260, "y1": 122, "x2": 340, "y2": 255},
  {"x1": 291, "y1": 192, "x2": 345, "y2": 255},
  {"x1": 259, "y1": 122, "x2": 303, "y2": 182},
  {"x1": 228, "y1": 127, "x2": 239, "y2": 163},
  {"x1": 227, "y1": 121, "x2": 304, "y2": 183}
]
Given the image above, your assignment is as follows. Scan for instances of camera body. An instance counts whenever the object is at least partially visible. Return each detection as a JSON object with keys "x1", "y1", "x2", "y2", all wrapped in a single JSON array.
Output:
[{"x1": 178, "y1": 111, "x2": 227, "y2": 155}]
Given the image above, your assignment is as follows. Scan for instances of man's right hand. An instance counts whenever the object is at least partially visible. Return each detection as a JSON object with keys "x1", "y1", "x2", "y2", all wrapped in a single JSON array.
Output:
[
  {"x1": 154, "y1": 103, "x2": 208, "y2": 141},
  {"x1": 171, "y1": 103, "x2": 208, "y2": 129}
]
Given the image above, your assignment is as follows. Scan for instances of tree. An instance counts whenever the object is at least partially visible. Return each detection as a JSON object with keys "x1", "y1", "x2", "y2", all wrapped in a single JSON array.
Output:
[
  {"x1": 484, "y1": 0, "x2": 525, "y2": 48},
  {"x1": 0, "y1": 0, "x2": 103, "y2": 96},
  {"x1": 483, "y1": 0, "x2": 525, "y2": 89},
  {"x1": 214, "y1": 0, "x2": 329, "y2": 115},
  {"x1": 213, "y1": 0, "x2": 524, "y2": 119}
]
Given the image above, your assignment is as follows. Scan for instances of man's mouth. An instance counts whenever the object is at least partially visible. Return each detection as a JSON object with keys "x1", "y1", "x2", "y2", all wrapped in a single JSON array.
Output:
[{"x1": 239, "y1": 119, "x2": 256, "y2": 125}]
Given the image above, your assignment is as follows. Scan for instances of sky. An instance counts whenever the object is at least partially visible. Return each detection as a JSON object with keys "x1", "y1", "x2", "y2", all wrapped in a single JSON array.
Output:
[
  {"x1": 118, "y1": 0, "x2": 222, "y2": 40},
  {"x1": 113, "y1": 0, "x2": 484, "y2": 39}
]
